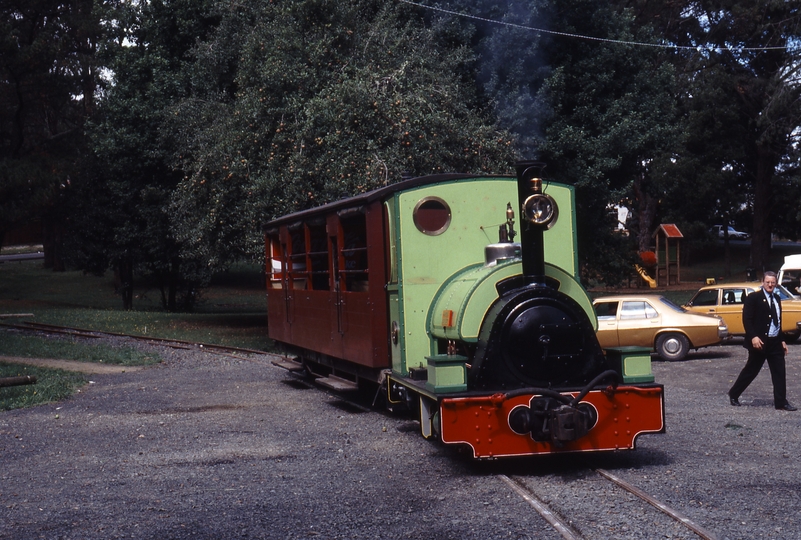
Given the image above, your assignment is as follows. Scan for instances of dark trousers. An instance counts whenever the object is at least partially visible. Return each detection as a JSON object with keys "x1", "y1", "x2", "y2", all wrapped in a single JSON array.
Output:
[{"x1": 729, "y1": 338, "x2": 787, "y2": 407}]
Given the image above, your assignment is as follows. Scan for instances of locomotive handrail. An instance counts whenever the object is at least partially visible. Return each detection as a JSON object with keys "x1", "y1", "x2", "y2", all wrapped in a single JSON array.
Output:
[
  {"x1": 569, "y1": 369, "x2": 622, "y2": 407},
  {"x1": 499, "y1": 387, "x2": 574, "y2": 405},
  {"x1": 496, "y1": 369, "x2": 622, "y2": 407}
]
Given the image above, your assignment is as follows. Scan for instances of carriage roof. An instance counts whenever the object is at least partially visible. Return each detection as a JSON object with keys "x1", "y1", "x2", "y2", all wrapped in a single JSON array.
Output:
[{"x1": 263, "y1": 173, "x2": 512, "y2": 231}]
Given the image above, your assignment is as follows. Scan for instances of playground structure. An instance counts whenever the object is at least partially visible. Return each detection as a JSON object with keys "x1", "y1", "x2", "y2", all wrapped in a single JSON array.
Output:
[
  {"x1": 632, "y1": 224, "x2": 683, "y2": 289},
  {"x1": 635, "y1": 264, "x2": 656, "y2": 288},
  {"x1": 653, "y1": 224, "x2": 683, "y2": 287}
]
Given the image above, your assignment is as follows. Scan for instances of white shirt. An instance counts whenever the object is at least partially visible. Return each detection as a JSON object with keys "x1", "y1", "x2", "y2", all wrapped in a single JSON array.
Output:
[{"x1": 765, "y1": 290, "x2": 781, "y2": 337}]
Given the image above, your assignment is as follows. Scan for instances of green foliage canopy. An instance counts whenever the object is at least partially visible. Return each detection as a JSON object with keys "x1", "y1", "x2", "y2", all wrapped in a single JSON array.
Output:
[
  {"x1": 165, "y1": 0, "x2": 518, "y2": 265},
  {"x1": 0, "y1": 0, "x2": 99, "y2": 253}
]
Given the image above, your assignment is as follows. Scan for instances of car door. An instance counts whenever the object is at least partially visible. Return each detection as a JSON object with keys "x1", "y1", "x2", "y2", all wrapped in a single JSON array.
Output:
[
  {"x1": 686, "y1": 288, "x2": 720, "y2": 318},
  {"x1": 594, "y1": 300, "x2": 620, "y2": 348},
  {"x1": 716, "y1": 287, "x2": 749, "y2": 335},
  {"x1": 616, "y1": 300, "x2": 661, "y2": 347}
]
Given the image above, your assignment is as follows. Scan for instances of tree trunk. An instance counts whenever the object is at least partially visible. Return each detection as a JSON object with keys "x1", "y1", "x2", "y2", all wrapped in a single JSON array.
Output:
[
  {"x1": 750, "y1": 145, "x2": 777, "y2": 276},
  {"x1": 42, "y1": 216, "x2": 65, "y2": 271},
  {"x1": 632, "y1": 174, "x2": 658, "y2": 252},
  {"x1": 117, "y1": 258, "x2": 134, "y2": 310},
  {"x1": 166, "y1": 257, "x2": 179, "y2": 311},
  {"x1": 723, "y1": 219, "x2": 731, "y2": 278}
]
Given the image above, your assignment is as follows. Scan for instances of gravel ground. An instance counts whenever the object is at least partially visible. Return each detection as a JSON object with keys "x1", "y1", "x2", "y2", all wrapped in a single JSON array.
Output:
[{"x1": 2, "y1": 335, "x2": 801, "y2": 539}]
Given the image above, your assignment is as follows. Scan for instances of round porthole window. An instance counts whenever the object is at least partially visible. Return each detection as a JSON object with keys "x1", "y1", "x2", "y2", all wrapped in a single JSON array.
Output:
[{"x1": 413, "y1": 197, "x2": 451, "y2": 236}]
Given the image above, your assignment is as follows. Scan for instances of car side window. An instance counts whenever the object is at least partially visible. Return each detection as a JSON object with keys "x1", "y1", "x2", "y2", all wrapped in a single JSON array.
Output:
[
  {"x1": 594, "y1": 301, "x2": 619, "y2": 320},
  {"x1": 620, "y1": 301, "x2": 658, "y2": 320},
  {"x1": 691, "y1": 289, "x2": 718, "y2": 306},
  {"x1": 727, "y1": 289, "x2": 746, "y2": 304}
]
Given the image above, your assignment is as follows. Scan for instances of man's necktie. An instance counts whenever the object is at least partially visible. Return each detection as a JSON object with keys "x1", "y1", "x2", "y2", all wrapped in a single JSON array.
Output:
[{"x1": 771, "y1": 295, "x2": 779, "y2": 326}]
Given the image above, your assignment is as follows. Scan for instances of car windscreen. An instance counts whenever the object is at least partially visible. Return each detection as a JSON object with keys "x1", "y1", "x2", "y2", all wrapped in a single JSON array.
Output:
[
  {"x1": 659, "y1": 296, "x2": 687, "y2": 313},
  {"x1": 775, "y1": 284, "x2": 798, "y2": 300}
]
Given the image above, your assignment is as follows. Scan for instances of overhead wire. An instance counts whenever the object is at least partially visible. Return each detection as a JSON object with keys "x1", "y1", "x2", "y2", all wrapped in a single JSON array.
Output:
[{"x1": 397, "y1": 0, "x2": 792, "y2": 53}]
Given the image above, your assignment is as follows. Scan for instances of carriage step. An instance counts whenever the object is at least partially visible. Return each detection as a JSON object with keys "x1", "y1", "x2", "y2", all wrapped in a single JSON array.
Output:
[
  {"x1": 271, "y1": 357, "x2": 305, "y2": 372},
  {"x1": 316, "y1": 375, "x2": 359, "y2": 392}
]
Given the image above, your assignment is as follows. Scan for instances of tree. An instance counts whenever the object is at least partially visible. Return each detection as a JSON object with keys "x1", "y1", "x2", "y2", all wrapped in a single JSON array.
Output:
[
  {"x1": 0, "y1": 0, "x2": 99, "y2": 266},
  {"x1": 461, "y1": 0, "x2": 683, "y2": 285},
  {"x1": 66, "y1": 0, "x2": 220, "y2": 310},
  {"x1": 645, "y1": 0, "x2": 801, "y2": 274},
  {"x1": 419, "y1": 0, "x2": 689, "y2": 285},
  {"x1": 164, "y1": 0, "x2": 517, "y2": 265}
]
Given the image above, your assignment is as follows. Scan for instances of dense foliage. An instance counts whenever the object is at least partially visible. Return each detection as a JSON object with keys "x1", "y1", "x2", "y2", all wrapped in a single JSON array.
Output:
[
  {"x1": 0, "y1": 0, "x2": 99, "y2": 268},
  {"x1": 2, "y1": 0, "x2": 800, "y2": 302},
  {"x1": 165, "y1": 0, "x2": 516, "y2": 268}
]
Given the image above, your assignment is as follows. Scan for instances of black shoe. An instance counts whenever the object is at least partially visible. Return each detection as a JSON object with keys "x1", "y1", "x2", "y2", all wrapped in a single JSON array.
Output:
[
  {"x1": 729, "y1": 395, "x2": 741, "y2": 406},
  {"x1": 776, "y1": 403, "x2": 797, "y2": 411}
]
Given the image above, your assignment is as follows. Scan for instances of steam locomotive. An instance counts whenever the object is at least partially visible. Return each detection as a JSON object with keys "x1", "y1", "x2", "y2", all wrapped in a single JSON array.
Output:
[{"x1": 265, "y1": 162, "x2": 664, "y2": 458}]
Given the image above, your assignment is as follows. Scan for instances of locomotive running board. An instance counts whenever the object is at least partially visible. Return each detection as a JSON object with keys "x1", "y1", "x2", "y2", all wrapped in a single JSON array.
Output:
[{"x1": 271, "y1": 356, "x2": 305, "y2": 373}]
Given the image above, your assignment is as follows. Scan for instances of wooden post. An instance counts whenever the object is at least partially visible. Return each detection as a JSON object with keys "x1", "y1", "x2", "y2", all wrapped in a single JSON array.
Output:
[{"x1": 0, "y1": 375, "x2": 37, "y2": 388}]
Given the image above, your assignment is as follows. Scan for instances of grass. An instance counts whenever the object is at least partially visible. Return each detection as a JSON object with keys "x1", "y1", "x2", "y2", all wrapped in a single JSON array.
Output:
[
  {"x1": 0, "y1": 259, "x2": 270, "y2": 410},
  {"x1": 0, "y1": 334, "x2": 161, "y2": 410},
  {"x1": 0, "y1": 260, "x2": 272, "y2": 350},
  {"x1": 0, "y1": 333, "x2": 161, "y2": 366},
  {"x1": 0, "y1": 362, "x2": 87, "y2": 412}
]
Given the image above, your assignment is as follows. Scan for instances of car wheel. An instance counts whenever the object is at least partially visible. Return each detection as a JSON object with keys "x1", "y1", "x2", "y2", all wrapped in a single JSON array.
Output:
[
  {"x1": 656, "y1": 333, "x2": 689, "y2": 361},
  {"x1": 785, "y1": 331, "x2": 800, "y2": 344}
]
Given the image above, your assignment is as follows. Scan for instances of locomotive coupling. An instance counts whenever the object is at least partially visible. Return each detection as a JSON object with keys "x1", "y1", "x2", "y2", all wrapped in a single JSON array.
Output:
[
  {"x1": 508, "y1": 398, "x2": 598, "y2": 446},
  {"x1": 505, "y1": 370, "x2": 621, "y2": 446}
]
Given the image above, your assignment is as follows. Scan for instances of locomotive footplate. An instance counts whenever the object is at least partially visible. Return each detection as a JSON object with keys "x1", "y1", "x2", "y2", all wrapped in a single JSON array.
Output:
[
  {"x1": 439, "y1": 384, "x2": 665, "y2": 458},
  {"x1": 387, "y1": 373, "x2": 665, "y2": 458}
]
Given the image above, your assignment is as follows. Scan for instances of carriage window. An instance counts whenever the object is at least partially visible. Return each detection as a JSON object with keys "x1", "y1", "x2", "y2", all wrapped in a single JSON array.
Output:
[
  {"x1": 289, "y1": 228, "x2": 307, "y2": 289},
  {"x1": 266, "y1": 234, "x2": 284, "y2": 288},
  {"x1": 340, "y1": 214, "x2": 369, "y2": 292},
  {"x1": 307, "y1": 223, "x2": 330, "y2": 291},
  {"x1": 413, "y1": 197, "x2": 451, "y2": 236}
]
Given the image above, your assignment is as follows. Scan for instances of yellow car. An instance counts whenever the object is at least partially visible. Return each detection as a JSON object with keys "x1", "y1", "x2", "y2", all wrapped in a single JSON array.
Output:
[
  {"x1": 684, "y1": 282, "x2": 801, "y2": 342},
  {"x1": 593, "y1": 295, "x2": 728, "y2": 361}
]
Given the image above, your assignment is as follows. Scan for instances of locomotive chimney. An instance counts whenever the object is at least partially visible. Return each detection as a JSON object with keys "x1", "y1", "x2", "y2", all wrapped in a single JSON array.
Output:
[{"x1": 515, "y1": 161, "x2": 557, "y2": 287}]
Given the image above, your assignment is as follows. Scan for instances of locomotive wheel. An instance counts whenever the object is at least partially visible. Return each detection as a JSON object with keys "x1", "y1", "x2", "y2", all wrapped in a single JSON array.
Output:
[{"x1": 656, "y1": 333, "x2": 689, "y2": 361}]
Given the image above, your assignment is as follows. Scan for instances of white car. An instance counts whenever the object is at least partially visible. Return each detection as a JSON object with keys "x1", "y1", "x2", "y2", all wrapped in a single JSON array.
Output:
[{"x1": 710, "y1": 225, "x2": 749, "y2": 240}]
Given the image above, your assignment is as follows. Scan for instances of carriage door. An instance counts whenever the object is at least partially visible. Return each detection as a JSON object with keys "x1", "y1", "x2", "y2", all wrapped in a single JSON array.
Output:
[
  {"x1": 330, "y1": 235, "x2": 344, "y2": 334},
  {"x1": 277, "y1": 229, "x2": 293, "y2": 324}
]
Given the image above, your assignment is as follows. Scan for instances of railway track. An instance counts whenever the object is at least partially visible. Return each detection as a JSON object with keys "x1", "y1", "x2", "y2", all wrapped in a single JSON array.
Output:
[
  {"x1": 500, "y1": 468, "x2": 719, "y2": 540},
  {"x1": 0, "y1": 321, "x2": 273, "y2": 359}
]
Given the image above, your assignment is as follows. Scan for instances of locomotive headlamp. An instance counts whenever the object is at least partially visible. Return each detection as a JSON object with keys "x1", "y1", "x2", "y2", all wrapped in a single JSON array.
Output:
[{"x1": 522, "y1": 192, "x2": 558, "y2": 228}]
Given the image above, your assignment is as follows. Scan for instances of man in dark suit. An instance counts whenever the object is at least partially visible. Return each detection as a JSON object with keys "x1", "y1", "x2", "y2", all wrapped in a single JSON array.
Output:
[{"x1": 728, "y1": 271, "x2": 796, "y2": 410}]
